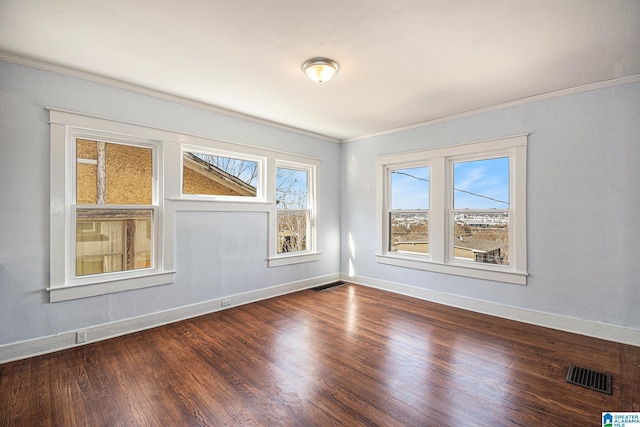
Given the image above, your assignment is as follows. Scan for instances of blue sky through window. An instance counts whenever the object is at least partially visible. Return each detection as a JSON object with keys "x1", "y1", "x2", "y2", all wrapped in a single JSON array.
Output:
[
  {"x1": 276, "y1": 168, "x2": 308, "y2": 209},
  {"x1": 391, "y1": 166, "x2": 430, "y2": 210},
  {"x1": 390, "y1": 158, "x2": 509, "y2": 210},
  {"x1": 453, "y1": 157, "x2": 509, "y2": 209}
]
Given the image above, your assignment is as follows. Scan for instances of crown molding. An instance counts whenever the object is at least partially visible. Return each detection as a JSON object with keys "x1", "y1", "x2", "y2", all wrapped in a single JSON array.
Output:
[
  {"x1": 0, "y1": 51, "x2": 340, "y2": 144},
  {"x1": 3, "y1": 51, "x2": 638, "y2": 144},
  {"x1": 344, "y1": 74, "x2": 640, "y2": 143}
]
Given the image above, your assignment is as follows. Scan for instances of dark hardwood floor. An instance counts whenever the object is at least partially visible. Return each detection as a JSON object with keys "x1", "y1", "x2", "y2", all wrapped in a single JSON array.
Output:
[{"x1": 1, "y1": 283, "x2": 638, "y2": 426}]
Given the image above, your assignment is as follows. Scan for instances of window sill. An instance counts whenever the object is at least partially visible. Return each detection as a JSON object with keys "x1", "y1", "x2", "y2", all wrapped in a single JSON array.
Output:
[
  {"x1": 268, "y1": 252, "x2": 321, "y2": 267},
  {"x1": 47, "y1": 271, "x2": 176, "y2": 302},
  {"x1": 375, "y1": 254, "x2": 527, "y2": 285},
  {"x1": 169, "y1": 196, "x2": 270, "y2": 204}
]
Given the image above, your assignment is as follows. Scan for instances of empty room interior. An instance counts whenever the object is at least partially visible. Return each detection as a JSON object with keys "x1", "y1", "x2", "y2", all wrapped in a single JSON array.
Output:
[{"x1": 1, "y1": 1, "x2": 639, "y2": 425}]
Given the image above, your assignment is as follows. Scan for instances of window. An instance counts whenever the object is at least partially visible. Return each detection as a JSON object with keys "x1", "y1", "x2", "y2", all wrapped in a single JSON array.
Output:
[
  {"x1": 451, "y1": 157, "x2": 509, "y2": 266},
  {"x1": 76, "y1": 209, "x2": 152, "y2": 275},
  {"x1": 269, "y1": 161, "x2": 319, "y2": 266},
  {"x1": 276, "y1": 166, "x2": 309, "y2": 253},
  {"x1": 176, "y1": 144, "x2": 320, "y2": 267},
  {"x1": 389, "y1": 166, "x2": 430, "y2": 256},
  {"x1": 181, "y1": 148, "x2": 263, "y2": 200},
  {"x1": 75, "y1": 139, "x2": 154, "y2": 276},
  {"x1": 49, "y1": 109, "x2": 175, "y2": 302},
  {"x1": 50, "y1": 109, "x2": 321, "y2": 300},
  {"x1": 377, "y1": 135, "x2": 527, "y2": 284}
]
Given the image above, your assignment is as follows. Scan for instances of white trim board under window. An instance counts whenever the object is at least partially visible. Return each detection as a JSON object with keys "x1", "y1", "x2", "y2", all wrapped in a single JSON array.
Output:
[{"x1": 376, "y1": 135, "x2": 528, "y2": 285}]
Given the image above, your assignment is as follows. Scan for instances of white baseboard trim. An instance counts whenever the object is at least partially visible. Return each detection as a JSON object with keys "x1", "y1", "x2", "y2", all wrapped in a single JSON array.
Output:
[
  {"x1": 344, "y1": 274, "x2": 640, "y2": 347},
  {"x1": 0, "y1": 273, "x2": 340, "y2": 364},
  {"x1": 3, "y1": 271, "x2": 636, "y2": 364}
]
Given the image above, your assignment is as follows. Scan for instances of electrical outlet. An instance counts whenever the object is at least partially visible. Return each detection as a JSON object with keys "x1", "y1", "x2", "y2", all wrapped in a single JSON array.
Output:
[
  {"x1": 221, "y1": 299, "x2": 231, "y2": 307},
  {"x1": 76, "y1": 330, "x2": 87, "y2": 344}
]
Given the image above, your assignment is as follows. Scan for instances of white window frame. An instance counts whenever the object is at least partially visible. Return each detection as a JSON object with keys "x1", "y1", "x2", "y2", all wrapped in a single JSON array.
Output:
[
  {"x1": 49, "y1": 109, "x2": 175, "y2": 302},
  {"x1": 268, "y1": 160, "x2": 320, "y2": 267},
  {"x1": 180, "y1": 144, "x2": 266, "y2": 202},
  {"x1": 387, "y1": 162, "x2": 431, "y2": 258},
  {"x1": 50, "y1": 109, "x2": 322, "y2": 301},
  {"x1": 170, "y1": 142, "x2": 320, "y2": 267},
  {"x1": 376, "y1": 135, "x2": 527, "y2": 285}
]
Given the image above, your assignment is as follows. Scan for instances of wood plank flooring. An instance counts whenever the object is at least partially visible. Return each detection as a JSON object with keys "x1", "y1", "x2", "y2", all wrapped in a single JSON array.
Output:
[{"x1": 1, "y1": 283, "x2": 638, "y2": 426}]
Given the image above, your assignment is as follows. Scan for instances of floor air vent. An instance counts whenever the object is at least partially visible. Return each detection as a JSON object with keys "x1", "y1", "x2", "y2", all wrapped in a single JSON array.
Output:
[
  {"x1": 566, "y1": 365, "x2": 612, "y2": 395},
  {"x1": 311, "y1": 281, "x2": 346, "y2": 291}
]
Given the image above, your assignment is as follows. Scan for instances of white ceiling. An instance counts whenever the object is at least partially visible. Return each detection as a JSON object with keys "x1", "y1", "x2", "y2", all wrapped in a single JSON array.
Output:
[{"x1": 1, "y1": 0, "x2": 639, "y2": 141}]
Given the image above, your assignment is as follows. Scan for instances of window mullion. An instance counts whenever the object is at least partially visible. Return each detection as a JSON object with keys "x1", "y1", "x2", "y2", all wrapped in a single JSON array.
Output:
[{"x1": 430, "y1": 156, "x2": 446, "y2": 263}]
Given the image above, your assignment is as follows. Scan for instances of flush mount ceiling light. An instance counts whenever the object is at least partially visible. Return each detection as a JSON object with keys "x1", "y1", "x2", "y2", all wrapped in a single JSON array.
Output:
[{"x1": 302, "y1": 57, "x2": 339, "y2": 83}]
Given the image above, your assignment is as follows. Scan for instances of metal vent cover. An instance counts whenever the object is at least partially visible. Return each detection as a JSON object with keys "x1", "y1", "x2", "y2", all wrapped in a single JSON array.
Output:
[
  {"x1": 311, "y1": 281, "x2": 346, "y2": 291},
  {"x1": 566, "y1": 365, "x2": 612, "y2": 395}
]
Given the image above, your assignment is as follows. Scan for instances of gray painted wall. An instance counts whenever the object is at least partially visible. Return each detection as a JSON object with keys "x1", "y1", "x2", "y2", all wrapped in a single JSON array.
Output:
[
  {"x1": 340, "y1": 82, "x2": 640, "y2": 330},
  {"x1": 0, "y1": 60, "x2": 341, "y2": 346}
]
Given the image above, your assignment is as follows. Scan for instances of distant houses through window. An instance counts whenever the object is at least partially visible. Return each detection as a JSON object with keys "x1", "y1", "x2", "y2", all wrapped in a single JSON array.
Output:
[
  {"x1": 389, "y1": 165, "x2": 430, "y2": 256},
  {"x1": 376, "y1": 135, "x2": 527, "y2": 285},
  {"x1": 452, "y1": 157, "x2": 510, "y2": 266}
]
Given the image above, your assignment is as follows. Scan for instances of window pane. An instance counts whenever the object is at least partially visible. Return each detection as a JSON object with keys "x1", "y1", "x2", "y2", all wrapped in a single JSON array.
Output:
[
  {"x1": 453, "y1": 157, "x2": 509, "y2": 209},
  {"x1": 390, "y1": 212, "x2": 428, "y2": 255},
  {"x1": 391, "y1": 166, "x2": 429, "y2": 210},
  {"x1": 277, "y1": 210, "x2": 308, "y2": 253},
  {"x1": 183, "y1": 152, "x2": 258, "y2": 196},
  {"x1": 76, "y1": 209, "x2": 153, "y2": 276},
  {"x1": 276, "y1": 168, "x2": 308, "y2": 209},
  {"x1": 76, "y1": 139, "x2": 152, "y2": 205},
  {"x1": 453, "y1": 212, "x2": 509, "y2": 265}
]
